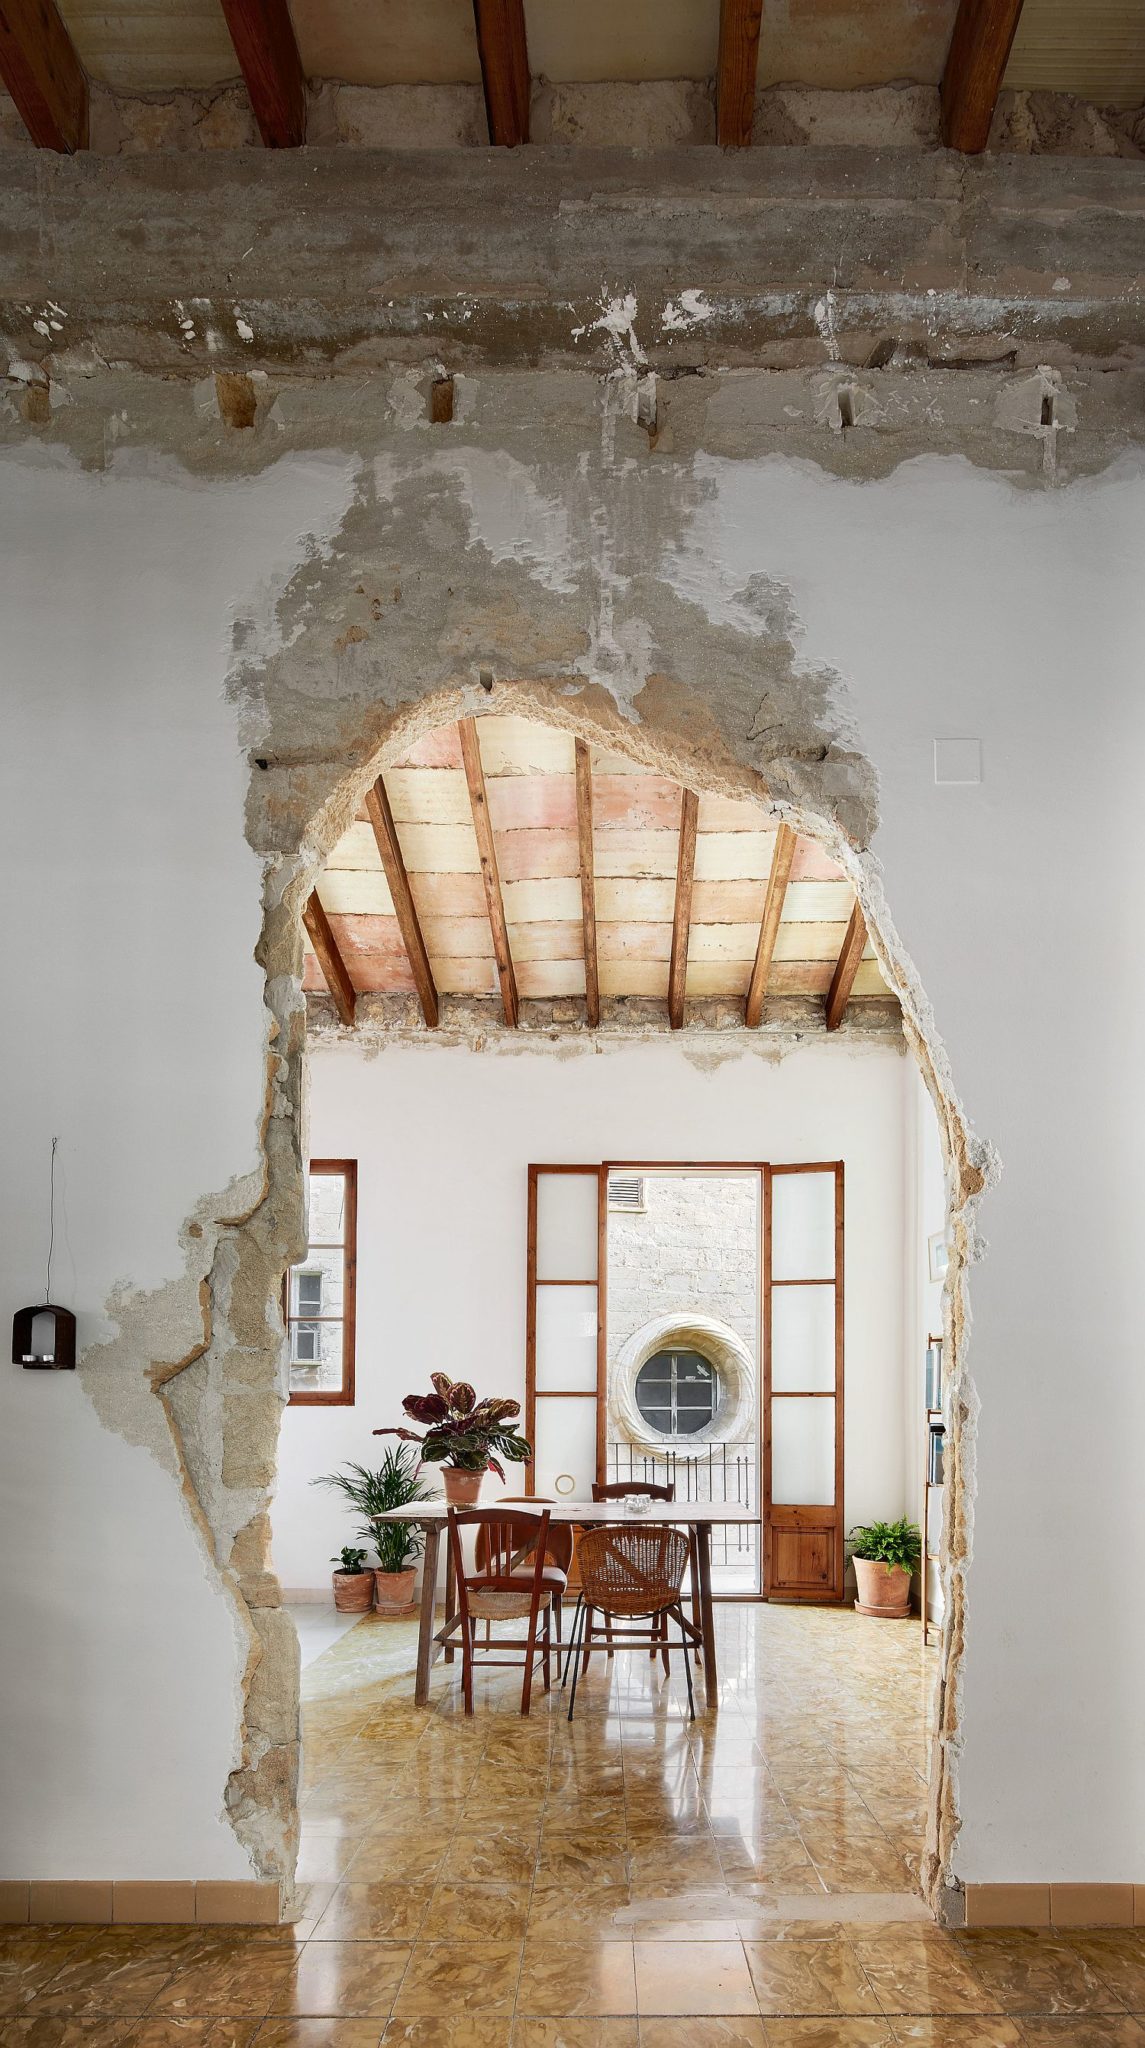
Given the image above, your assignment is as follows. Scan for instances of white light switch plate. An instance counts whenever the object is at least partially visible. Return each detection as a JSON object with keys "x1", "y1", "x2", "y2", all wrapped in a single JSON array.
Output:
[{"x1": 934, "y1": 737, "x2": 982, "y2": 785}]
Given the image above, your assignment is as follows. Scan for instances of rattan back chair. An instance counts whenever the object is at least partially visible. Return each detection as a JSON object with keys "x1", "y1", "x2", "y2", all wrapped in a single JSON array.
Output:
[
  {"x1": 447, "y1": 1506, "x2": 554, "y2": 1716},
  {"x1": 590, "y1": 1480, "x2": 700, "y2": 1667},
  {"x1": 563, "y1": 1523, "x2": 695, "y2": 1721}
]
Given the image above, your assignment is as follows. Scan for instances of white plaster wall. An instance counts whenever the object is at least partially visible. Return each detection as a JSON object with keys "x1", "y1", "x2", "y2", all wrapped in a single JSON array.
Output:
[
  {"x1": 3, "y1": 441, "x2": 1143, "y2": 1891},
  {"x1": 0, "y1": 448, "x2": 355, "y2": 1879},
  {"x1": 671, "y1": 452, "x2": 1145, "y2": 1881},
  {"x1": 272, "y1": 1036, "x2": 911, "y2": 1590}
]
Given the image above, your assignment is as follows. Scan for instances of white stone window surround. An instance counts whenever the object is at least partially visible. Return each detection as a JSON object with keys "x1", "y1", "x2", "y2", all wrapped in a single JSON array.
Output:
[{"x1": 610, "y1": 1312, "x2": 756, "y2": 1451}]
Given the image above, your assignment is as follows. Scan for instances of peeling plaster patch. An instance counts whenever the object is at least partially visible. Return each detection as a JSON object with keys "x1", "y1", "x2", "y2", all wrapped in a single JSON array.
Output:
[
  {"x1": 582, "y1": 291, "x2": 647, "y2": 368},
  {"x1": 234, "y1": 313, "x2": 255, "y2": 345},
  {"x1": 662, "y1": 289, "x2": 714, "y2": 332},
  {"x1": 387, "y1": 368, "x2": 428, "y2": 432},
  {"x1": 376, "y1": 447, "x2": 579, "y2": 597},
  {"x1": 813, "y1": 290, "x2": 841, "y2": 362}
]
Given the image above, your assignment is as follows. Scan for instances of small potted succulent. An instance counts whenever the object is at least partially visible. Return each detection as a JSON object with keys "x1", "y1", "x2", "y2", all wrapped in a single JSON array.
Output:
[
  {"x1": 376, "y1": 1373, "x2": 532, "y2": 1507},
  {"x1": 330, "y1": 1546, "x2": 374, "y2": 1613},
  {"x1": 313, "y1": 1450, "x2": 431, "y2": 1615},
  {"x1": 850, "y1": 1519, "x2": 922, "y2": 1617}
]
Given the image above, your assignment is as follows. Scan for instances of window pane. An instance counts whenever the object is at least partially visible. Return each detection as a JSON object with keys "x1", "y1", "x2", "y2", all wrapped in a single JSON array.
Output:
[
  {"x1": 308, "y1": 1172, "x2": 347, "y2": 1244},
  {"x1": 536, "y1": 1172, "x2": 598, "y2": 1281},
  {"x1": 535, "y1": 1285, "x2": 598, "y2": 1392},
  {"x1": 771, "y1": 1170, "x2": 835, "y2": 1281},
  {"x1": 289, "y1": 1247, "x2": 344, "y2": 1320},
  {"x1": 770, "y1": 1286, "x2": 836, "y2": 1393},
  {"x1": 532, "y1": 1397, "x2": 596, "y2": 1499},
  {"x1": 771, "y1": 1397, "x2": 835, "y2": 1506},
  {"x1": 289, "y1": 1319, "x2": 344, "y2": 1395}
]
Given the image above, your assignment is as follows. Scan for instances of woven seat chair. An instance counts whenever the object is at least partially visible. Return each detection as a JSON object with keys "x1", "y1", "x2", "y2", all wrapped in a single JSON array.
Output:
[
  {"x1": 475, "y1": 1495, "x2": 572, "y2": 1642},
  {"x1": 563, "y1": 1523, "x2": 695, "y2": 1721},
  {"x1": 448, "y1": 1506, "x2": 554, "y2": 1716}
]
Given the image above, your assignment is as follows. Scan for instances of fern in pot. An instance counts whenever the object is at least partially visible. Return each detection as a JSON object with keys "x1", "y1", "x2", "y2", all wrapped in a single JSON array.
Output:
[
  {"x1": 314, "y1": 1448, "x2": 431, "y2": 1615},
  {"x1": 849, "y1": 1519, "x2": 922, "y2": 1618}
]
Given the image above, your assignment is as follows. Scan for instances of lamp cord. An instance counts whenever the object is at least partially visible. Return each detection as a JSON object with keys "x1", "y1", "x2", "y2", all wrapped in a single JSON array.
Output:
[{"x1": 45, "y1": 1136, "x2": 58, "y2": 1305}]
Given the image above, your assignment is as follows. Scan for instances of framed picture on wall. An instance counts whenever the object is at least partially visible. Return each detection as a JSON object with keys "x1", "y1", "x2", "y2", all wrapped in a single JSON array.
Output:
[{"x1": 928, "y1": 1231, "x2": 949, "y2": 1284}]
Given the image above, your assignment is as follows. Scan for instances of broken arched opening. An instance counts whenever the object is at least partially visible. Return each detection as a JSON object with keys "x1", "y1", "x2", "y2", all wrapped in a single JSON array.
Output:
[{"x1": 260, "y1": 681, "x2": 985, "y2": 1926}]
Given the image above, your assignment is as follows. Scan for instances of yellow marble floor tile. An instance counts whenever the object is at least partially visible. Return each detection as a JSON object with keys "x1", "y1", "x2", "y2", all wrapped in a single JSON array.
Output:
[
  {"x1": 515, "y1": 1941, "x2": 638, "y2": 2017},
  {"x1": 744, "y1": 1938, "x2": 883, "y2": 2017},
  {"x1": 380, "y1": 2020, "x2": 513, "y2": 2047},
  {"x1": 637, "y1": 2021, "x2": 768, "y2": 2048},
  {"x1": 419, "y1": 1880, "x2": 532, "y2": 1943},
  {"x1": 309, "y1": 1883, "x2": 434, "y2": 1943},
  {"x1": 633, "y1": 1939, "x2": 759, "y2": 2016},
  {"x1": 509, "y1": 2022, "x2": 638, "y2": 2048},
  {"x1": 391, "y1": 1942, "x2": 523, "y2": 2018},
  {"x1": 255, "y1": 2023, "x2": 389, "y2": 2048},
  {"x1": 953, "y1": 1934, "x2": 1124, "y2": 2016},
  {"x1": 267, "y1": 1942, "x2": 412, "y2": 2018}
]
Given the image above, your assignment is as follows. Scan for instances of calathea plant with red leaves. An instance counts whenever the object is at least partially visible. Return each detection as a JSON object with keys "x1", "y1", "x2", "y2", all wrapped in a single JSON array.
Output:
[{"x1": 375, "y1": 1373, "x2": 532, "y2": 1478}]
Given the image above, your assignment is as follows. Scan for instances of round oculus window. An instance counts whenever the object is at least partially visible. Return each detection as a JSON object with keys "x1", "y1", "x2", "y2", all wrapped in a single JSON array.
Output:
[{"x1": 634, "y1": 1349, "x2": 718, "y2": 1437}]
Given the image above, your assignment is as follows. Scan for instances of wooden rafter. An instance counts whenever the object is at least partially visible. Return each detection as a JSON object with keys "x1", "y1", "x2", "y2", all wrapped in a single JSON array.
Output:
[
  {"x1": 667, "y1": 789, "x2": 699, "y2": 1031},
  {"x1": 364, "y1": 775, "x2": 439, "y2": 1029},
  {"x1": 745, "y1": 822, "x2": 797, "y2": 1028},
  {"x1": 574, "y1": 739, "x2": 600, "y2": 1028},
  {"x1": 459, "y1": 717, "x2": 519, "y2": 1026},
  {"x1": 472, "y1": 0, "x2": 530, "y2": 146},
  {"x1": 716, "y1": 0, "x2": 763, "y2": 148},
  {"x1": 303, "y1": 892, "x2": 356, "y2": 1029},
  {"x1": 0, "y1": 0, "x2": 87, "y2": 151},
  {"x1": 825, "y1": 901, "x2": 867, "y2": 1032},
  {"x1": 218, "y1": 0, "x2": 307, "y2": 147},
  {"x1": 940, "y1": 0, "x2": 1026, "y2": 152}
]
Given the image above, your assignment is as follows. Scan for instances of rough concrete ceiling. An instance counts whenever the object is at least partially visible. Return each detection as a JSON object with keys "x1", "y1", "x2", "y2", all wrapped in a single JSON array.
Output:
[
  {"x1": 49, "y1": 0, "x2": 1145, "y2": 104},
  {"x1": 304, "y1": 715, "x2": 889, "y2": 1010}
]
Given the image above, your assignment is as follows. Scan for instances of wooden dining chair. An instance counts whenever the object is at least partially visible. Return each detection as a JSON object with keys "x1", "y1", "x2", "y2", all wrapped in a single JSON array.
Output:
[
  {"x1": 563, "y1": 1523, "x2": 695, "y2": 1721},
  {"x1": 448, "y1": 1506, "x2": 555, "y2": 1716},
  {"x1": 590, "y1": 1481, "x2": 700, "y2": 1666},
  {"x1": 477, "y1": 1495, "x2": 572, "y2": 1641}
]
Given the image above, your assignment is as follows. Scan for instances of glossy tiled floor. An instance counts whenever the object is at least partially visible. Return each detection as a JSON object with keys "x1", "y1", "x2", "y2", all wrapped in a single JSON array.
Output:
[{"x1": 6, "y1": 1603, "x2": 1145, "y2": 2045}]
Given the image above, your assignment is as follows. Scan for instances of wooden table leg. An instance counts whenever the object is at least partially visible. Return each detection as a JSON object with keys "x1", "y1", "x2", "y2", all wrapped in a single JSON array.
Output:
[
  {"x1": 695, "y1": 1522, "x2": 718, "y2": 1706},
  {"x1": 415, "y1": 1522, "x2": 440, "y2": 1708},
  {"x1": 444, "y1": 1541, "x2": 456, "y2": 1664}
]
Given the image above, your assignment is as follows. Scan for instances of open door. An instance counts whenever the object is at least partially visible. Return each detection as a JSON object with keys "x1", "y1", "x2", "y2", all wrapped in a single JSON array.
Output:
[
  {"x1": 763, "y1": 1163, "x2": 845, "y2": 1601},
  {"x1": 524, "y1": 1166, "x2": 605, "y2": 1500}
]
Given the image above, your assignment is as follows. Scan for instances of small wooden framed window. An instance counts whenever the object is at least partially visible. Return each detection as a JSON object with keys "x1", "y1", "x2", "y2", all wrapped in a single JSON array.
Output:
[{"x1": 286, "y1": 1160, "x2": 357, "y2": 1406}]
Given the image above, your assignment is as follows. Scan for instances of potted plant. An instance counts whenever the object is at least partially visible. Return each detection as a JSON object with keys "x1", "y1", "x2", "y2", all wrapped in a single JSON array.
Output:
[
  {"x1": 330, "y1": 1546, "x2": 374, "y2": 1613},
  {"x1": 850, "y1": 1519, "x2": 922, "y2": 1617},
  {"x1": 313, "y1": 1450, "x2": 431, "y2": 1616},
  {"x1": 376, "y1": 1373, "x2": 532, "y2": 1507}
]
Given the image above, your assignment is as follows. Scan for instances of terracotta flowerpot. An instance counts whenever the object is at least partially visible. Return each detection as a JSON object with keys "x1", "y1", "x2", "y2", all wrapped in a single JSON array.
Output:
[
  {"x1": 373, "y1": 1565, "x2": 417, "y2": 1616},
  {"x1": 442, "y1": 1465, "x2": 486, "y2": 1507},
  {"x1": 854, "y1": 1558, "x2": 912, "y2": 1618},
  {"x1": 332, "y1": 1570, "x2": 374, "y2": 1613}
]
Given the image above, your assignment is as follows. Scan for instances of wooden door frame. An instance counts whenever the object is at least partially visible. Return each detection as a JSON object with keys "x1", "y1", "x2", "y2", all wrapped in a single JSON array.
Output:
[{"x1": 762, "y1": 1160, "x2": 846, "y2": 1602}]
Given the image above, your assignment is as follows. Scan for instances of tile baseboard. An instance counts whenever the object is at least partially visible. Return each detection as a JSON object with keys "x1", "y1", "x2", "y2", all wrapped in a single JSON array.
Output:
[
  {"x1": 0, "y1": 1878, "x2": 282, "y2": 1926},
  {"x1": 964, "y1": 1882, "x2": 1144, "y2": 1928}
]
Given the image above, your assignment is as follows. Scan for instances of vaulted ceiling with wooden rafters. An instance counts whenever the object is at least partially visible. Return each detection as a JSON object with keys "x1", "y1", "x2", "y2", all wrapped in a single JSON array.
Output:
[
  {"x1": 2, "y1": 0, "x2": 1141, "y2": 157},
  {"x1": 303, "y1": 714, "x2": 891, "y2": 1034}
]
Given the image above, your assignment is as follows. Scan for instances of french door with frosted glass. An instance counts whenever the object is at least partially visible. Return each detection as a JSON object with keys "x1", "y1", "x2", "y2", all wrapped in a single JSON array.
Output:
[
  {"x1": 524, "y1": 1165, "x2": 604, "y2": 1503},
  {"x1": 762, "y1": 1162, "x2": 845, "y2": 1601}
]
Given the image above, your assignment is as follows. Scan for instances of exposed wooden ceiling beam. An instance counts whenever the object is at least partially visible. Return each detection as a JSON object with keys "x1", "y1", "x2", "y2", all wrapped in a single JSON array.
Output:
[
  {"x1": 218, "y1": 0, "x2": 307, "y2": 147},
  {"x1": 364, "y1": 775, "x2": 439, "y2": 1029},
  {"x1": 0, "y1": 0, "x2": 88, "y2": 151},
  {"x1": 668, "y1": 788, "x2": 699, "y2": 1031},
  {"x1": 825, "y1": 901, "x2": 867, "y2": 1032},
  {"x1": 745, "y1": 822, "x2": 797, "y2": 1028},
  {"x1": 459, "y1": 717, "x2": 519, "y2": 1026},
  {"x1": 303, "y1": 892, "x2": 356, "y2": 1029},
  {"x1": 940, "y1": 0, "x2": 1026, "y2": 152},
  {"x1": 574, "y1": 739, "x2": 600, "y2": 1029},
  {"x1": 716, "y1": 0, "x2": 763, "y2": 148},
  {"x1": 472, "y1": 0, "x2": 530, "y2": 146}
]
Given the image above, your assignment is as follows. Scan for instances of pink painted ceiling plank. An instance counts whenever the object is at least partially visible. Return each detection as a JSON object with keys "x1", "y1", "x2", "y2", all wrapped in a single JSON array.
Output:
[
  {"x1": 593, "y1": 774, "x2": 687, "y2": 831},
  {"x1": 485, "y1": 774, "x2": 577, "y2": 833},
  {"x1": 416, "y1": 915, "x2": 496, "y2": 960},
  {"x1": 433, "y1": 956, "x2": 501, "y2": 995},
  {"x1": 493, "y1": 826, "x2": 581, "y2": 885},
  {"x1": 408, "y1": 873, "x2": 488, "y2": 918},
  {"x1": 389, "y1": 726, "x2": 465, "y2": 770},
  {"x1": 597, "y1": 922, "x2": 673, "y2": 963},
  {"x1": 691, "y1": 879, "x2": 767, "y2": 923},
  {"x1": 505, "y1": 921, "x2": 586, "y2": 963},
  {"x1": 790, "y1": 836, "x2": 846, "y2": 882},
  {"x1": 517, "y1": 959, "x2": 588, "y2": 999}
]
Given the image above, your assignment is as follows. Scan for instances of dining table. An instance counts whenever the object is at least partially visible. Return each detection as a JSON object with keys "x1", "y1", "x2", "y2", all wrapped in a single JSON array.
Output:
[{"x1": 372, "y1": 1498, "x2": 760, "y2": 1709}]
